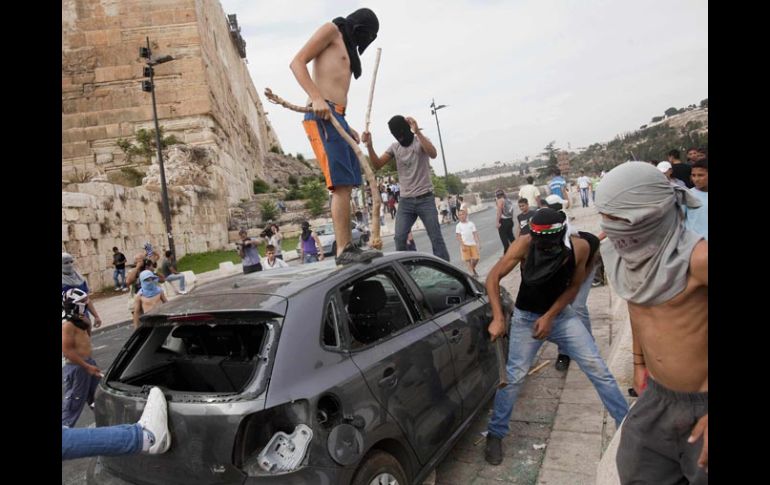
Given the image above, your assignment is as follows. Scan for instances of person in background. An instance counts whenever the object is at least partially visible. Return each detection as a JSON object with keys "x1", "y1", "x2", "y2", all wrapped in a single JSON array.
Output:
[
  {"x1": 262, "y1": 244, "x2": 290, "y2": 270},
  {"x1": 112, "y1": 247, "x2": 128, "y2": 291},
  {"x1": 62, "y1": 253, "x2": 102, "y2": 329},
  {"x1": 237, "y1": 229, "x2": 263, "y2": 274}
]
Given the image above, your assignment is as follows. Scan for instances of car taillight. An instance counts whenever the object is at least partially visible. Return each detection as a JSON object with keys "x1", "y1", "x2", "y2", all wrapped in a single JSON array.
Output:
[
  {"x1": 233, "y1": 400, "x2": 312, "y2": 476},
  {"x1": 255, "y1": 424, "x2": 313, "y2": 473}
]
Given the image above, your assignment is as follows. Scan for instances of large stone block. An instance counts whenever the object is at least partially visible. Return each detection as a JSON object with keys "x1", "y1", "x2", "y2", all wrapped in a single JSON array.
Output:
[{"x1": 62, "y1": 192, "x2": 96, "y2": 209}]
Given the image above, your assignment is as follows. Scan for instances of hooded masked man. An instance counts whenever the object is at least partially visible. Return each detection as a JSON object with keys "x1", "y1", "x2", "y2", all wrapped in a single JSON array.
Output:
[
  {"x1": 291, "y1": 8, "x2": 381, "y2": 265},
  {"x1": 361, "y1": 115, "x2": 451, "y2": 261},
  {"x1": 595, "y1": 162, "x2": 708, "y2": 484},
  {"x1": 132, "y1": 270, "x2": 168, "y2": 329},
  {"x1": 62, "y1": 252, "x2": 102, "y2": 328},
  {"x1": 482, "y1": 208, "x2": 628, "y2": 466}
]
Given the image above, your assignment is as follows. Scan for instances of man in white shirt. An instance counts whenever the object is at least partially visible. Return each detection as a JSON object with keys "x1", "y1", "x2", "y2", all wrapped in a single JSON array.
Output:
[
  {"x1": 455, "y1": 209, "x2": 481, "y2": 277},
  {"x1": 577, "y1": 170, "x2": 592, "y2": 208},
  {"x1": 518, "y1": 176, "x2": 541, "y2": 211},
  {"x1": 262, "y1": 245, "x2": 289, "y2": 270}
]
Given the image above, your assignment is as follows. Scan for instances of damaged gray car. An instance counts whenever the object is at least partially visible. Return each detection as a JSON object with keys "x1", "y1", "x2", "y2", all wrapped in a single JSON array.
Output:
[{"x1": 88, "y1": 252, "x2": 513, "y2": 485}]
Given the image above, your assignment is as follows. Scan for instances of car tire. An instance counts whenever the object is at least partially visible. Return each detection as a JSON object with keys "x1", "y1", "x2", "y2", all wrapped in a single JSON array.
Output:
[{"x1": 351, "y1": 450, "x2": 408, "y2": 485}]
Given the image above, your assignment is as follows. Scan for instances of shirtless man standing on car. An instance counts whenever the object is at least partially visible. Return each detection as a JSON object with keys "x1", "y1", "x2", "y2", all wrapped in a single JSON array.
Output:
[
  {"x1": 290, "y1": 8, "x2": 380, "y2": 265},
  {"x1": 595, "y1": 162, "x2": 708, "y2": 484}
]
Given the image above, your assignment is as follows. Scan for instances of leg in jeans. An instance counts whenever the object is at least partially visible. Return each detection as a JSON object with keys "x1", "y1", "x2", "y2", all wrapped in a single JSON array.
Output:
[
  {"x1": 580, "y1": 188, "x2": 589, "y2": 207},
  {"x1": 487, "y1": 308, "x2": 546, "y2": 438},
  {"x1": 62, "y1": 423, "x2": 143, "y2": 460},
  {"x1": 113, "y1": 269, "x2": 121, "y2": 288},
  {"x1": 558, "y1": 267, "x2": 596, "y2": 356},
  {"x1": 549, "y1": 307, "x2": 629, "y2": 426},
  {"x1": 416, "y1": 197, "x2": 451, "y2": 261},
  {"x1": 118, "y1": 268, "x2": 126, "y2": 287},
  {"x1": 165, "y1": 273, "x2": 186, "y2": 292},
  {"x1": 394, "y1": 199, "x2": 420, "y2": 251}
]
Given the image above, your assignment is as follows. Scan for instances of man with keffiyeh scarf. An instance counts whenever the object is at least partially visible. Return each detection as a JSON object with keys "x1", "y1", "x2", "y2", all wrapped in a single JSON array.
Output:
[
  {"x1": 482, "y1": 208, "x2": 628, "y2": 466},
  {"x1": 596, "y1": 162, "x2": 708, "y2": 483}
]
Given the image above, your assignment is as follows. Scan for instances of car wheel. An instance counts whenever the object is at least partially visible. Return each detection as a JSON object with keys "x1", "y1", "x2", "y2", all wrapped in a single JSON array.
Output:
[{"x1": 351, "y1": 451, "x2": 407, "y2": 485}]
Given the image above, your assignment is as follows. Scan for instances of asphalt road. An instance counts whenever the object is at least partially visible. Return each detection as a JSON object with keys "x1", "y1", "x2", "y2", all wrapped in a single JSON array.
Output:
[
  {"x1": 62, "y1": 203, "x2": 514, "y2": 484},
  {"x1": 380, "y1": 204, "x2": 511, "y2": 278}
]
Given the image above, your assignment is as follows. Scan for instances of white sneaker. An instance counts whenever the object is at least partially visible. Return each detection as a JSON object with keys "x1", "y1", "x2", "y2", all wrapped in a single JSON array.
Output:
[
  {"x1": 138, "y1": 387, "x2": 171, "y2": 455},
  {"x1": 178, "y1": 290, "x2": 188, "y2": 295},
  {"x1": 114, "y1": 287, "x2": 121, "y2": 291}
]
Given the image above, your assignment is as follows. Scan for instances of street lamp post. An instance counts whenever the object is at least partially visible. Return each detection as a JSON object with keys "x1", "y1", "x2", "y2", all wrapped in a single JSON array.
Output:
[
  {"x1": 430, "y1": 99, "x2": 450, "y2": 196},
  {"x1": 140, "y1": 37, "x2": 176, "y2": 257}
]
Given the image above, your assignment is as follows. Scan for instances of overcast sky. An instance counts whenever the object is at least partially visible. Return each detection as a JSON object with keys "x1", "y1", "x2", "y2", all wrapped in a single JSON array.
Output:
[{"x1": 221, "y1": 0, "x2": 707, "y2": 173}]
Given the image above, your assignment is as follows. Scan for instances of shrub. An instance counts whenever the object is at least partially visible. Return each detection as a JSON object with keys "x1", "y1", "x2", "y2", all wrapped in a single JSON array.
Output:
[
  {"x1": 260, "y1": 200, "x2": 278, "y2": 223},
  {"x1": 253, "y1": 177, "x2": 270, "y2": 194},
  {"x1": 302, "y1": 179, "x2": 328, "y2": 216}
]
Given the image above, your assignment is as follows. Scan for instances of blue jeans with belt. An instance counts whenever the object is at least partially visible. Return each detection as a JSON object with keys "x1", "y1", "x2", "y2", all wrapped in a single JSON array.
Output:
[
  {"x1": 394, "y1": 193, "x2": 450, "y2": 262},
  {"x1": 487, "y1": 306, "x2": 628, "y2": 438}
]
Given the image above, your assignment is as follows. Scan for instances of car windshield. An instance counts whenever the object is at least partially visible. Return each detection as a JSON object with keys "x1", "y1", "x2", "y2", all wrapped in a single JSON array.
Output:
[{"x1": 316, "y1": 224, "x2": 334, "y2": 235}]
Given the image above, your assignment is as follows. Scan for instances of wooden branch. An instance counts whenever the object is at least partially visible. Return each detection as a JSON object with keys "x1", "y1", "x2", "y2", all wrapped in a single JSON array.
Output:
[
  {"x1": 364, "y1": 48, "x2": 382, "y2": 133},
  {"x1": 264, "y1": 88, "x2": 382, "y2": 249}
]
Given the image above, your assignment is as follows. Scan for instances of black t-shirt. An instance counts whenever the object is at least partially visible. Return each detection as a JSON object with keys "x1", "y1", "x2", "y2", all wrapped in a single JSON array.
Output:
[
  {"x1": 516, "y1": 210, "x2": 535, "y2": 235},
  {"x1": 671, "y1": 162, "x2": 694, "y2": 188},
  {"x1": 113, "y1": 252, "x2": 126, "y2": 270},
  {"x1": 516, "y1": 248, "x2": 576, "y2": 314}
]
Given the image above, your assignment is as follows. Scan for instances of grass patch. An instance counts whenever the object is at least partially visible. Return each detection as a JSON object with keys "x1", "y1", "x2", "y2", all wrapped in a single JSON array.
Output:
[{"x1": 177, "y1": 237, "x2": 301, "y2": 273}]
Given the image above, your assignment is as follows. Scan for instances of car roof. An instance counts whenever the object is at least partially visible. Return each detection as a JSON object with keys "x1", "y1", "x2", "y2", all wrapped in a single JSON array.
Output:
[{"x1": 145, "y1": 251, "x2": 446, "y2": 317}]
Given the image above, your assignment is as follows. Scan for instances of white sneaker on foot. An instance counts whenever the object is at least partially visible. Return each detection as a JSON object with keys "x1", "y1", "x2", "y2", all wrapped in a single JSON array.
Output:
[
  {"x1": 178, "y1": 290, "x2": 188, "y2": 295},
  {"x1": 138, "y1": 387, "x2": 171, "y2": 455}
]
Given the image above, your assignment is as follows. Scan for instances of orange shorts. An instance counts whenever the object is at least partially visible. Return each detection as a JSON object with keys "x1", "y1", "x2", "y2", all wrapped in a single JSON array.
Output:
[
  {"x1": 302, "y1": 101, "x2": 362, "y2": 190},
  {"x1": 460, "y1": 244, "x2": 479, "y2": 261}
]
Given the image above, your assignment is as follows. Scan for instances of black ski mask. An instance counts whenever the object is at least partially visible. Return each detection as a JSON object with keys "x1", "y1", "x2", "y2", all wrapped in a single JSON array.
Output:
[
  {"x1": 522, "y1": 209, "x2": 571, "y2": 286},
  {"x1": 388, "y1": 115, "x2": 414, "y2": 147},
  {"x1": 332, "y1": 8, "x2": 379, "y2": 80}
]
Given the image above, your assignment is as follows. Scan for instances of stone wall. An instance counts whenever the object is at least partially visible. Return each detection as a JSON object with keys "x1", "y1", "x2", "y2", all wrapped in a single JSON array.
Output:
[
  {"x1": 62, "y1": 181, "x2": 228, "y2": 291},
  {"x1": 62, "y1": 0, "x2": 281, "y2": 204}
]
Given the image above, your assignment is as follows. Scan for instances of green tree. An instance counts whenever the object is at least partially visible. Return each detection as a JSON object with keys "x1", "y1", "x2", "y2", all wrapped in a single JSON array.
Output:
[
  {"x1": 664, "y1": 107, "x2": 678, "y2": 117},
  {"x1": 116, "y1": 127, "x2": 181, "y2": 165},
  {"x1": 302, "y1": 179, "x2": 328, "y2": 216},
  {"x1": 446, "y1": 173, "x2": 466, "y2": 194},
  {"x1": 542, "y1": 141, "x2": 559, "y2": 174},
  {"x1": 431, "y1": 174, "x2": 447, "y2": 198},
  {"x1": 700, "y1": 98, "x2": 708, "y2": 108},
  {"x1": 260, "y1": 200, "x2": 278, "y2": 223}
]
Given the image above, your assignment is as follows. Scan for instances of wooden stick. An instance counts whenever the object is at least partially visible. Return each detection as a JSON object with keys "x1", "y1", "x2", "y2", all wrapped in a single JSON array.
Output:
[
  {"x1": 264, "y1": 88, "x2": 383, "y2": 249},
  {"x1": 364, "y1": 48, "x2": 382, "y2": 133},
  {"x1": 527, "y1": 360, "x2": 551, "y2": 376}
]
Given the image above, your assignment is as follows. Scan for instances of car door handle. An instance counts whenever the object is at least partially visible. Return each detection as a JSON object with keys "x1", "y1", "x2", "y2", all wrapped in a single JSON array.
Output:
[
  {"x1": 378, "y1": 367, "x2": 398, "y2": 388},
  {"x1": 449, "y1": 329, "x2": 463, "y2": 344}
]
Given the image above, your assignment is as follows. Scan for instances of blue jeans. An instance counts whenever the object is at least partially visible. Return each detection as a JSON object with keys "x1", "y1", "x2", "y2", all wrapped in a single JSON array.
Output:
[
  {"x1": 164, "y1": 273, "x2": 186, "y2": 291},
  {"x1": 62, "y1": 423, "x2": 142, "y2": 460},
  {"x1": 62, "y1": 358, "x2": 100, "y2": 428},
  {"x1": 304, "y1": 253, "x2": 319, "y2": 264},
  {"x1": 113, "y1": 268, "x2": 126, "y2": 288},
  {"x1": 487, "y1": 307, "x2": 629, "y2": 438},
  {"x1": 558, "y1": 266, "x2": 597, "y2": 357},
  {"x1": 580, "y1": 188, "x2": 590, "y2": 207},
  {"x1": 394, "y1": 194, "x2": 450, "y2": 261}
]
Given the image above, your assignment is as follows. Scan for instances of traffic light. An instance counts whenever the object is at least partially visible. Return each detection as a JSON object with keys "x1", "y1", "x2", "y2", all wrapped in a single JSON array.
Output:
[
  {"x1": 143, "y1": 66, "x2": 154, "y2": 77},
  {"x1": 141, "y1": 80, "x2": 153, "y2": 92},
  {"x1": 139, "y1": 46, "x2": 150, "y2": 59}
]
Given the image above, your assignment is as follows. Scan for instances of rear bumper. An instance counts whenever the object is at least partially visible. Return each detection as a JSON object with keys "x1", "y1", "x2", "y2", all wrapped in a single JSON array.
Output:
[{"x1": 88, "y1": 457, "x2": 351, "y2": 485}]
